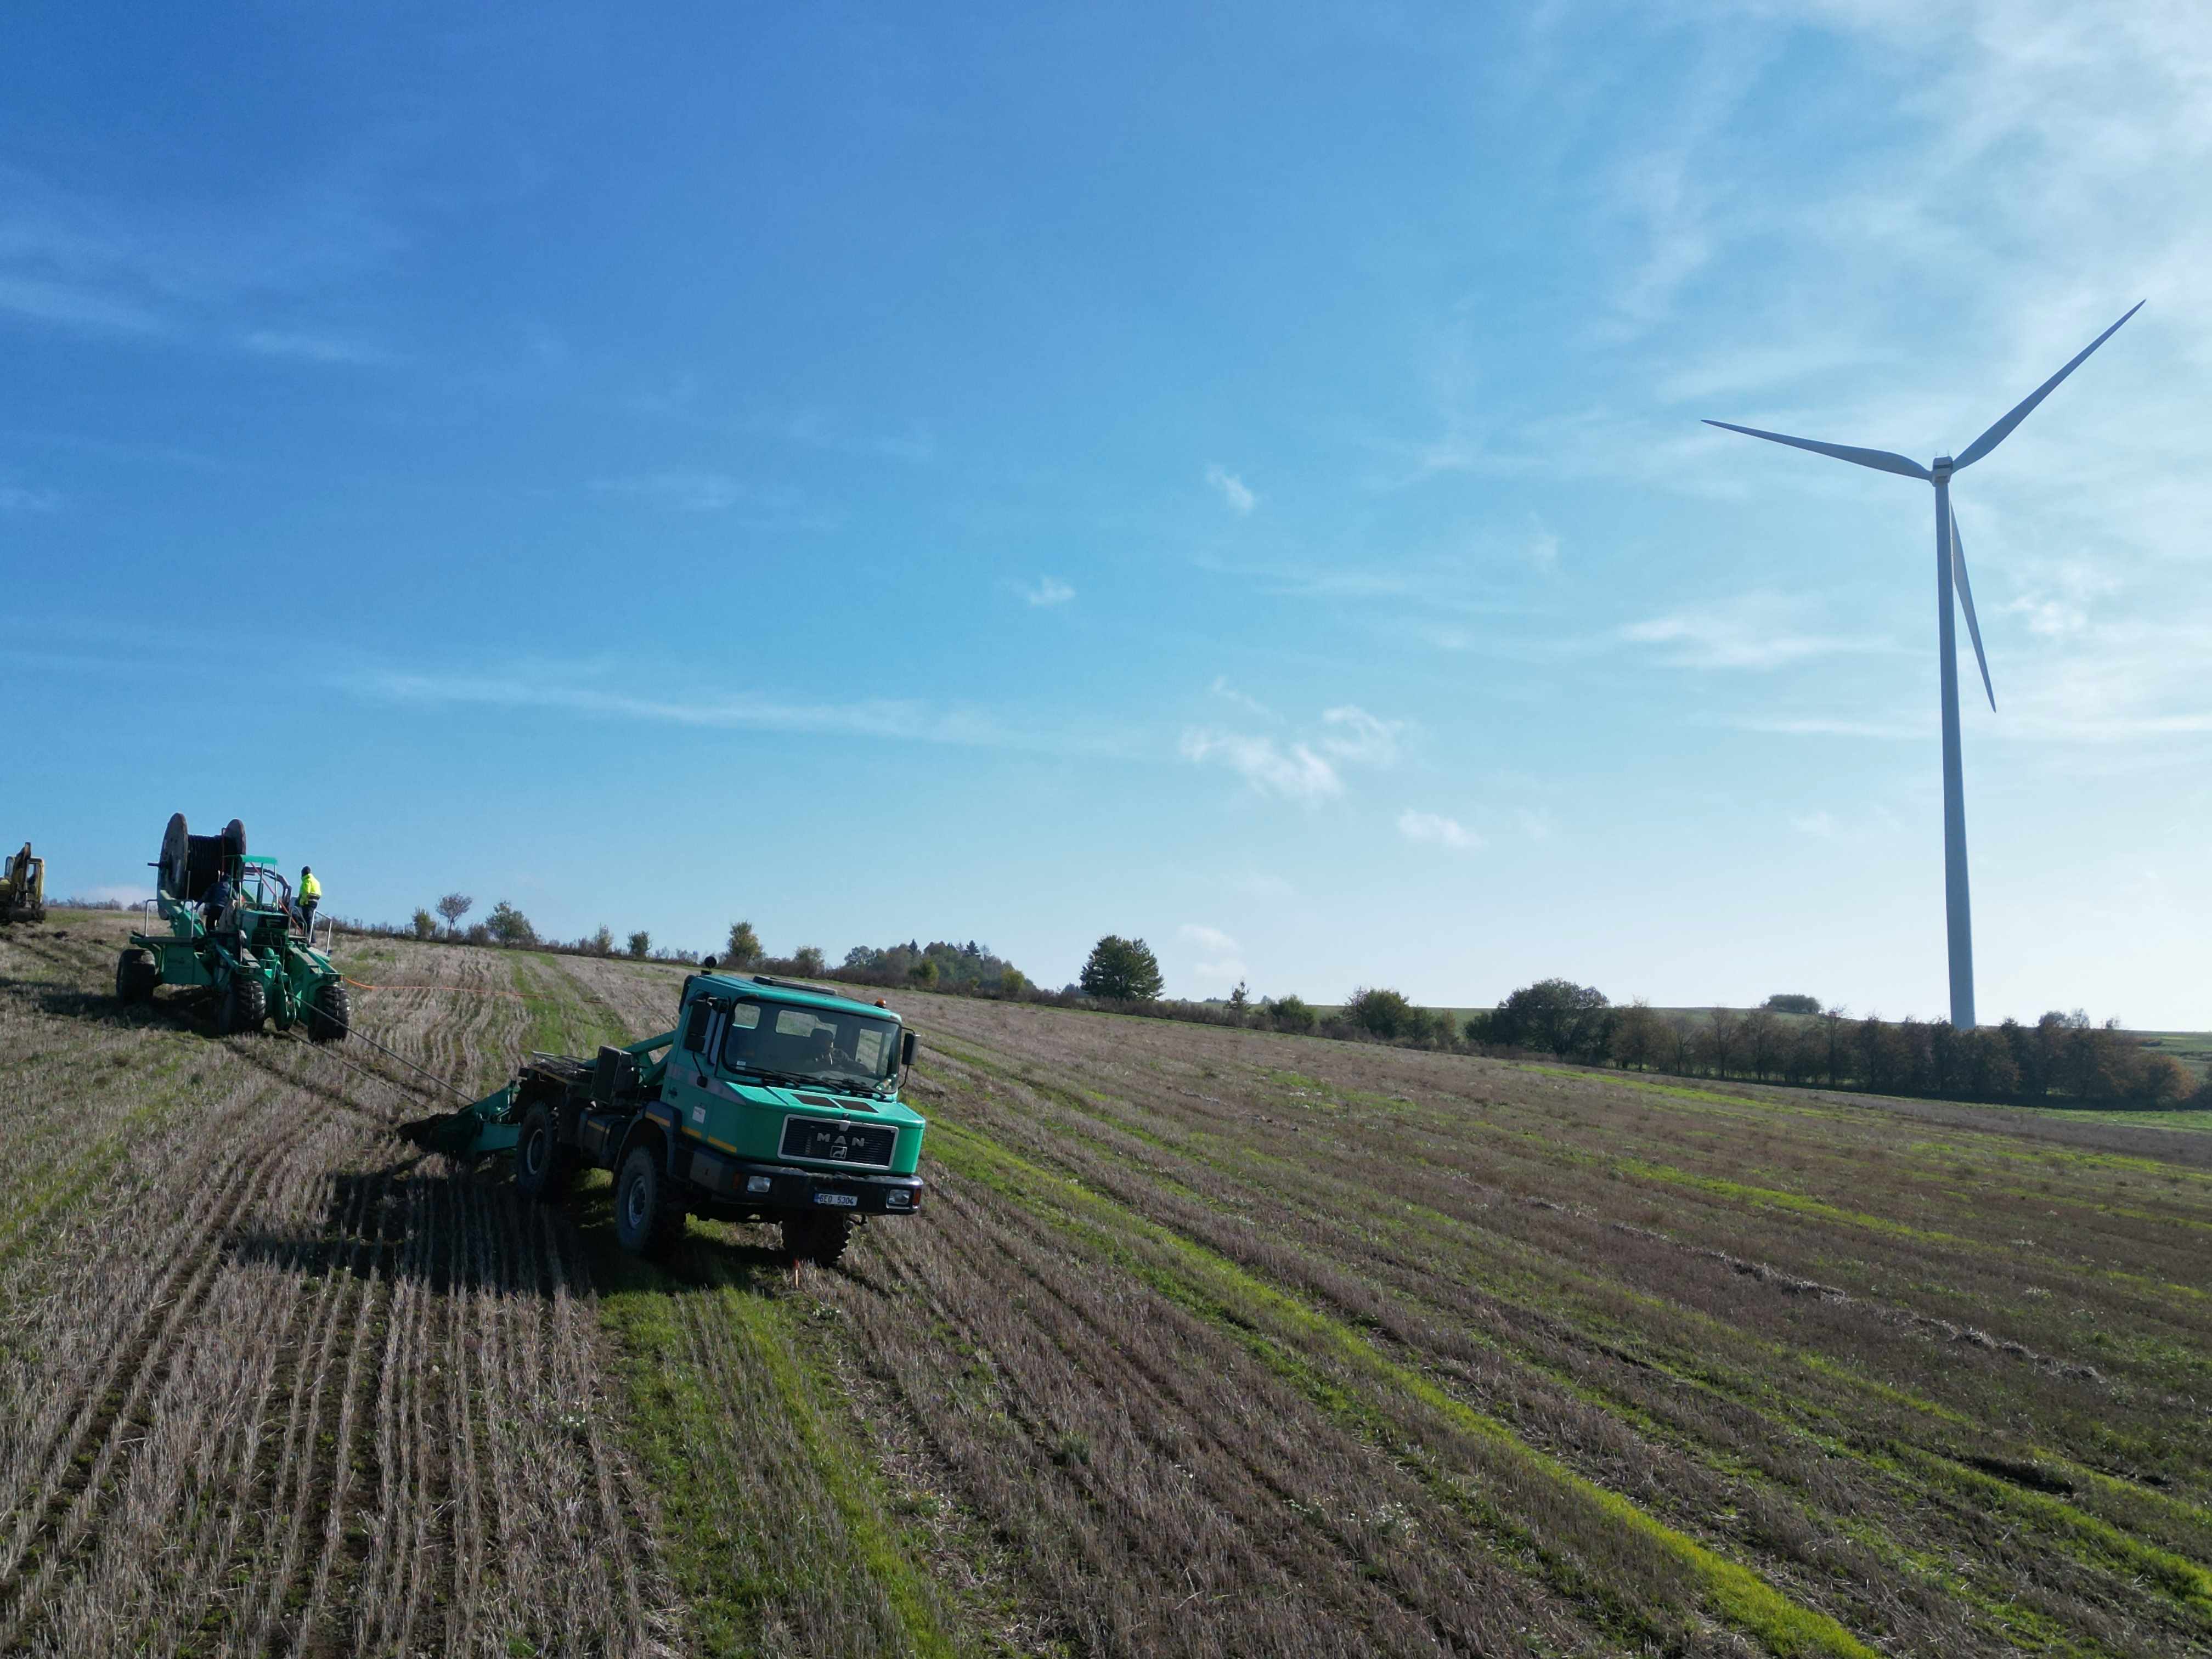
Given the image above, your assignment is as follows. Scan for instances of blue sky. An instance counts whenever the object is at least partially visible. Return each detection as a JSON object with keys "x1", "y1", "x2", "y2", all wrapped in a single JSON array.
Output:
[{"x1": 7, "y1": 2, "x2": 2208, "y2": 1026}]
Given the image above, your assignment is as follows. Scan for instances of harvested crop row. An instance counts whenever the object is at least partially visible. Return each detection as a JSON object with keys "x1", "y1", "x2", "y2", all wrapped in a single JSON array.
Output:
[
  {"x1": 893, "y1": 994, "x2": 2212, "y2": 1656},
  {"x1": 0, "y1": 920, "x2": 677, "y2": 1657}
]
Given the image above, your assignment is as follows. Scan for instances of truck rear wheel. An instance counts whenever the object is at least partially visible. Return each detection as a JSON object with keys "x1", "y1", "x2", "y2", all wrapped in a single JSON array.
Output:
[
  {"x1": 514, "y1": 1103, "x2": 576, "y2": 1202},
  {"x1": 613, "y1": 1142, "x2": 685, "y2": 1259},
  {"x1": 307, "y1": 979, "x2": 351, "y2": 1043},
  {"x1": 115, "y1": 949, "x2": 155, "y2": 1004},
  {"x1": 219, "y1": 973, "x2": 267, "y2": 1035},
  {"x1": 783, "y1": 1210, "x2": 854, "y2": 1268}
]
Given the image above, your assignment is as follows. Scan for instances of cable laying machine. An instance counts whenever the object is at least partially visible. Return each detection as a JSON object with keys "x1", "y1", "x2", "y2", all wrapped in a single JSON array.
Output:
[
  {"x1": 401, "y1": 970, "x2": 927, "y2": 1266},
  {"x1": 114, "y1": 812, "x2": 351, "y2": 1040}
]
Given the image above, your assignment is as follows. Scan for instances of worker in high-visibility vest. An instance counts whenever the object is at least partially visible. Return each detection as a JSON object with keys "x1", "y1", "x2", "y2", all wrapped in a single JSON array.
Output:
[{"x1": 297, "y1": 866, "x2": 322, "y2": 935}]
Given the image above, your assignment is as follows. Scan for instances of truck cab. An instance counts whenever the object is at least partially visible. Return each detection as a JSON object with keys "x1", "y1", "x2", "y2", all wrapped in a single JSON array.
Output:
[{"x1": 489, "y1": 973, "x2": 926, "y2": 1265}]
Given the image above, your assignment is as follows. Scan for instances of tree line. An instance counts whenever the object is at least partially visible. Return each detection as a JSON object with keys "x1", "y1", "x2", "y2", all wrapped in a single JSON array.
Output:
[
  {"x1": 1470, "y1": 978, "x2": 2205, "y2": 1109},
  {"x1": 323, "y1": 904, "x2": 2212, "y2": 1110}
]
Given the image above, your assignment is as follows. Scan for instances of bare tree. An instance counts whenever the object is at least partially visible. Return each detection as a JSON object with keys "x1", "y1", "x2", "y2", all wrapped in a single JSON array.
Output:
[
  {"x1": 1741, "y1": 1007, "x2": 1780, "y2": 1080},
  {"x1": 437, "y1": 893, "x2": 473, "y2": 938}
]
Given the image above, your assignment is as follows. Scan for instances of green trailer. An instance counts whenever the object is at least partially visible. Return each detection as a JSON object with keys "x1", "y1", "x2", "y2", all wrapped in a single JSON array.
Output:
[
  {"x1": 403, "y1": 972, "x2": 924, "y2": 1265},
  {"x1": 114, "y1": 812, "x2": 351, "y2": 1040}
]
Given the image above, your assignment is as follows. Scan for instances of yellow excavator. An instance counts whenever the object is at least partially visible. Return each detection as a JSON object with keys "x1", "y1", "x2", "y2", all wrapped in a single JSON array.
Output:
[{"x1": 1, "y1": 843, "x2": 46, "y2": 924}]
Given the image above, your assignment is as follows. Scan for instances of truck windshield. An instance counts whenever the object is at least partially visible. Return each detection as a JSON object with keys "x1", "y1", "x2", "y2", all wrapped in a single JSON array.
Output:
[{"x1": 719, "y1": 1001, "x2": 901, "y2": 1093}]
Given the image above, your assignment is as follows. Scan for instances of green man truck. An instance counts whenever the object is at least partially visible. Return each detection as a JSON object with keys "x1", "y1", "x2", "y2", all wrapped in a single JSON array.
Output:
[{"x1": 404, "y1": 972, "x2": 925, "y2": 1266}]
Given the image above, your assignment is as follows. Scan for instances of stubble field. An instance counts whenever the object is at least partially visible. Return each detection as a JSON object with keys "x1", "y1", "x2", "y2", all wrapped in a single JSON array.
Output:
[{"x1": 3, "y1": 911, "x2": 2208, "y2": 1657}]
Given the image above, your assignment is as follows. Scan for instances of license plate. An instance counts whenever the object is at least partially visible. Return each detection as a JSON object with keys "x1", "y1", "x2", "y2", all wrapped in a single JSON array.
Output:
[{"x1": 814, "y1": 1192, "x2": 858, "y2": 1207}]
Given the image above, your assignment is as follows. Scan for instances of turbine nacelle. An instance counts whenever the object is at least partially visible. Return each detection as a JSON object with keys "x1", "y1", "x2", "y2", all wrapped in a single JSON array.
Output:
[{"x1": 1931, "y1": 455, "x2": 1955, "y2": 479}]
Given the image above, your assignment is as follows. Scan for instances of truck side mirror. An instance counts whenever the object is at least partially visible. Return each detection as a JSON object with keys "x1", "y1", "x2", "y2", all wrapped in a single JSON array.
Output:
[
  {"x1": 684, "y1": 1000, "x2": 714, "y2": 1053},
  {"x1": 901, "y1": 1030, "x2": 918, "y2": 1067}
]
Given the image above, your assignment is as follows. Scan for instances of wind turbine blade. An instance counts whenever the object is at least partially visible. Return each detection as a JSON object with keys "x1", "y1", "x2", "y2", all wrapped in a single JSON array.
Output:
[
  {"x1": 1954, "y1": 301, "x2": 2145, "y2": 471},
  {"x1": 1702, "y1": 420, "x2": 1931, "y2": 479},
  {"x1": 1949, "y1": 501, "x2": 1995, "y2": 711}
]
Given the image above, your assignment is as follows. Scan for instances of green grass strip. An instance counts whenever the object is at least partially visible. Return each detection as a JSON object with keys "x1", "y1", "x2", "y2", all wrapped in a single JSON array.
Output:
[
  {"x1": 708, "y1": 1264, "x2": 960, "y2": 1659},
  {"x1": 928, "y1": 1120, "x2": 1876, "y2": 1659},
  {"x1": 599, "y1": 1256, "x2": 957, "y2": 1659},
  {"x1": 1891, "y1": 1447, "x2": 2212, "y2": 1629}
]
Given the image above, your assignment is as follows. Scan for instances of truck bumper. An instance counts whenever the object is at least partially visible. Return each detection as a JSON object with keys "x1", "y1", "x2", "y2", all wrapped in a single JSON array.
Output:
[{"x1": 683, "y1": 1143, "x2": 923, "y2": 1216}]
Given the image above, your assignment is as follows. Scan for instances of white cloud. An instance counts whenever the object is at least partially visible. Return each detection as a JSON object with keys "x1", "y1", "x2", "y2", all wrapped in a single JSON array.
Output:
[
  {"x1": 341, "y1": 663, "x2": 1131, "y2": 757},
  {"x1": 1205, "y1": 462, "x2": 1256, "y2": 515},
  {"x1": 1516, "y1": 808, "x2": 1556, "y2": 843},
  {"x1": 241, "y1": 328, "x2": 392, "y2": 365},
  {"x1": 1621, "y1": 595, "x2": 1895, "y2": 670},
  {"x1": 1178, "y1": 728, "x2": 1341, "y2": 803},
  {"x1": 1209, "y1": 676, "x2": 1277, "y2": 720},
  {"x1": 1318, "y1": 705, "x2": 1404, "y2": 766},
  {"x1": 1790, "y1": 810, "x2": 1841, "y2": 838},
  {"x1": 1396, "y1": 809, "x2": 1481, "y2": 851},
  {"x1": 0, "y1": 484, "x2": 58, "y2": 513},
  {"x1": 1179, "y1": 923, "x2": 1241, "y2": 954},
  {"x1": 1020, "y1": 577, "x2": 1075, "y2": 607},
  {"x1": 1523, "y1": 516, "x2": 1560, "y2": 571}
]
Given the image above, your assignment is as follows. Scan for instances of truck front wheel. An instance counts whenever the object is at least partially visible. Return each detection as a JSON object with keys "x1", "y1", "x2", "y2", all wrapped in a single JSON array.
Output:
[
  {"x1": 783, "y1": 1210, "x2": 854, "y2": 1268},
  {"x1": 515, "y1": 1103, "x2": 575, "y2": 1202},
  {"x1": 613, "y1": 1142, "x2": 685, "y2": 1259}
]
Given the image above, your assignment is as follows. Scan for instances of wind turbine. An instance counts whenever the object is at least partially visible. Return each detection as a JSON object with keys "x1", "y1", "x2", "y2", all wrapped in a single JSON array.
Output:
[{"x1": 1706, "y1": 301, "x2": 2142, "y2": 1030}]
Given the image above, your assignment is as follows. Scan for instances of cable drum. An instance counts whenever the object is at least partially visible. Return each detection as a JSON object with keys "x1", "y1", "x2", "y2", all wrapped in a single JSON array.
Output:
[{"x1": 159, "y1": 813, "x2": 190, "y2": 898}]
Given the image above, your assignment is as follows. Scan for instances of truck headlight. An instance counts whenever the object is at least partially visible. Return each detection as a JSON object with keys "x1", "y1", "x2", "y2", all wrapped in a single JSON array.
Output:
[
  {"x1": 886, "y1": 1190, "x2": 912, "y2": 1209},
  {"x1": 745, "y1": 1175, "x2": 773, "y2": 1194}
]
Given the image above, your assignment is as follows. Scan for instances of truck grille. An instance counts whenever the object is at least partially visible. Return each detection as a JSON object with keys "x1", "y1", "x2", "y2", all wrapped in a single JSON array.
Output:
[{"x1": 780, "y1": 1115, "x2": 896, "y2": 1170}]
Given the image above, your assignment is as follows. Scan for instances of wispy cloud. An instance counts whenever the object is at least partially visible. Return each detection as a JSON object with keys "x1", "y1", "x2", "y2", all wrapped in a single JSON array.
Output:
[
  {"x1": 1205, "y1": 462, "x2": 1256, "y2": 515},
  {"x1": 1790, "y1": 810, "x2": 1841, "y2": 838},
  {"x1": 1180, "y1": 699, "x2": 1410, "y2": 806},
  {"x1": 1178, "y1": 923, "x2": 1248, "y2": 986},
  {"x1": 241, "y1": 328, "x2": 393, "y2": 366},
  {"x1": 1318, "y1": 706, "x2": 1404, "y2": 767},
  {"x1": 0, "y1": 274, "x2": 161, "y2": 335},
  {"x1": 1178, "y1": 923, "x2": 1240, "y2": 954},
  {"x1": 338, "y1": 663, "x2": 1131, "y2": 757},
  {"x1": 1397, "y1": 809, "x2": 1481, "y2": 851},
  {"x1": 1209, "y1": 676, "x2": 1277, "y2": 720},
  {"x1": 1621, "y1": 594, "x2": 1895, "y2": 670},
  {"x1": 1019, "y1": 576, "x2": 1075, "y2": 607},
  {"x1": 1178, "y1": 729, "x2": 1341, "y2": 804},
  {"x1": 0, "y1": 483, "x2": 58, "y2": 514},
  {"x1": 0, "y1": 160, "x2": 407, "y2": 347}
]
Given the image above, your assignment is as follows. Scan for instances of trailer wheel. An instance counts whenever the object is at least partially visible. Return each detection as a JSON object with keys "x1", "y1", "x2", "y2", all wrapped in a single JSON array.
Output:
[
  {"x1": 613, "y1": 1142, "x2": 685, "y2": 1259},
  {"x1": 115, "y1": 949, "x2": 156, "y2": 1004},
  {"x1": 782, "y1": 1210, "x2": 854, "y2": 1268},
  {"x1": 219, "y1": 973, "x2": 268, "y2": 1035},
  {"x1": 515, "y1": 1103, "x2": 576, "y2": 1202},
  {"x1": 307, "y1": 979, "x2": 351, "y2": 1043}
]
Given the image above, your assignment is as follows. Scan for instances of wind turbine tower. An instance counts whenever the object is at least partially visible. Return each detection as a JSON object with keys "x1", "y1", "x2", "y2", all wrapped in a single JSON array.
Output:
[{"x1": 1707, "y1": 302, "x2": 2142, "y2": 1030}]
